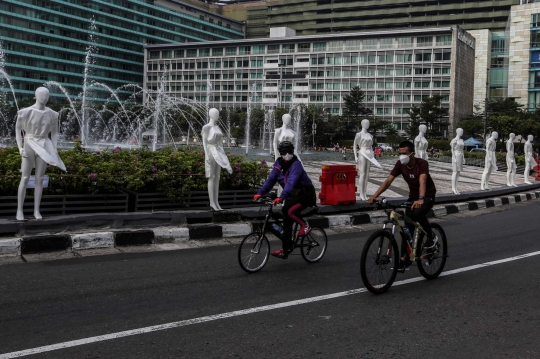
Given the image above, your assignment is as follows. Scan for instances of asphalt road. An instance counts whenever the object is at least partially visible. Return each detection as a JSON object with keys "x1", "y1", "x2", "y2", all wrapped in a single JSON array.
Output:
[{"x1": 1, "y1": 201, "x2": 540, "y2": 358}]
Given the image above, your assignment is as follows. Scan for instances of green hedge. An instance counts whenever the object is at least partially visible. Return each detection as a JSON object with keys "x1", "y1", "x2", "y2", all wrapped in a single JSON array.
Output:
[
  {"x1": 0, "y1": 143, "x2": 269, "y2": 198},
  {"x1": 427, "y1": 139, "x2": 451, "y2": 151}
]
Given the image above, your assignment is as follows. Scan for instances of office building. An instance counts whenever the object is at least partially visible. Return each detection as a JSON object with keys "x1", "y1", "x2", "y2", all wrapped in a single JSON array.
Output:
[
  {"x1": 0, "y1": 0, "x2": 244, "y2": 102},
  {"x1": 145, "y1": 26, "x2": 475, "y2": 133},
  {"x1": 245, "y1": 0, "x2": 520, "y2": 39}
]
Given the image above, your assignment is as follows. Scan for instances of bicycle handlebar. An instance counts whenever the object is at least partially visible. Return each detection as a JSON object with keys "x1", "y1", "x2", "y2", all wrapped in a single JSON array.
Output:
[{"x1": 372, "y1": 198, "x2": 412, "y2": 209}]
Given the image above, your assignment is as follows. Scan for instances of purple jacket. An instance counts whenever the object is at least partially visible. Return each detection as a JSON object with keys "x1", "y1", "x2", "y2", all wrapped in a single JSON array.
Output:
[{"x1": 257, "y1": 156, "x2": 313, "y2": 199}]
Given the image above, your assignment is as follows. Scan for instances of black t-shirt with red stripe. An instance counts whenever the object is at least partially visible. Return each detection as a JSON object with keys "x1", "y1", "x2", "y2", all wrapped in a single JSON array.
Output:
[{"x1": 390, "y1": 158, "x2": 436, "y2": 198}]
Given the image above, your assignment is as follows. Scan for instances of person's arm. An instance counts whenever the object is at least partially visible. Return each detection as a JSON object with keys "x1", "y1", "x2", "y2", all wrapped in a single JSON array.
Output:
[
  {"x1": 368, "y1": 174, "x2": 396, "y2": 203},
  {"x1": 257, "y1": 164, "x2": 280, "y2": 196},
  {"x1": 411, "y1": 174, "x2": 427, "y2": 209}
]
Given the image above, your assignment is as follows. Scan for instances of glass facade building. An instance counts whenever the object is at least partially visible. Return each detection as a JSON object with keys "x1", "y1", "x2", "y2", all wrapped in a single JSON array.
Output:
[
  {"x1": 145, "y1": 26, "x2": 475, "y2": 132},
  {"x1": 0, "y1": 0, "x2": 244, "y2": 101}
]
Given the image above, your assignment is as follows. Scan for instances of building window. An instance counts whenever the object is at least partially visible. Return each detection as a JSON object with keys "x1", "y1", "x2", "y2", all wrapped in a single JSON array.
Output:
[
  {"x1": 210, "y1": 61, "x2": 221, "y2": 69},
  {"x1": 313, "y1": 42, "x2": 327, "y2": 51},
  {"x1": 282, "y1": 44, "x2": 295, "y2": 53},
  {"x1": 345, "y1": 40, "x2": 360, "y2": 50},
  {"x1": 398, "y1": 37, "x2": 414, "y2": 48},
  {"x1": 199, "y1": 48, "x2": 210, "y2": 57},
  {"x1": 415, "y1": 68, "x2": 431, "y2": 75},
  {"x1": 186, "y1": 49, "x2": 197, "y2": 57},
  {"x1": 415, "y1": 53, "x2": 432, "y2": 62},
  {"x1": 268, "y1": 44, "x2": 280, "y2": 53},
  {"x1": 298, "y1": 43, "x2": 311, "y2": 52},
  {"x1": 239, "y1": 46, "x2": 251, "y2": 55},
  {"x1": 251, "y1": 60, "x2": 263, "y2": 67},
  {"x1": 212, "y1": 48, "x2": 223, "y2": 56},
  {"x1": 417, "y1": 36, "x2": 433, "y2": 47},
  {"x1": 363, "y1": 39, "x2": 378, "y2": 49},
  {"x1": 226, "y1": 47, "x2": 237, "y2": 56},
  {"x1": 532, "y1": 14, "x2": 540, "y2": 28},
  {"x1": 434, "y1": 52, "x2": 451, "y2": 61},
  {"x1": 149, "y1": 51, "x2": 160, "y2": 59},
  {"x1": 436, "y1": 35, "x2": 452, "y2": 46},
  {"x1": 253, "y1": 45, "x2": 265, "y2": 54}
]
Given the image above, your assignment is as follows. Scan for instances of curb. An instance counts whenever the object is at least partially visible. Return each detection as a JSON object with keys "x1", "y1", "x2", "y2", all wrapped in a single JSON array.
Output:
[{"x1": 2, "y1": 190, "x2": 539, "y2": 257}]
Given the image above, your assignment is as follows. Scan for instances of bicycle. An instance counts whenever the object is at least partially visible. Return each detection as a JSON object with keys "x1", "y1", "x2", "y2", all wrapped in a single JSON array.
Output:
[
  {"x1": 360, "y1": 198, "x2": 448, "y2": 294},
  {"x1": 238, "y1": 193, "x2": 328, "y2": 273}
]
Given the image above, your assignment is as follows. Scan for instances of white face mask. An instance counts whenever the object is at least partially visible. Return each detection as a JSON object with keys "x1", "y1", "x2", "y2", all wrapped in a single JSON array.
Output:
[
  {"x1": 282, "y1": 153, "x2": 294, "y2": 161},
  {"x1": 399, "y1": 154, "x2": 410, "y2": 165}
]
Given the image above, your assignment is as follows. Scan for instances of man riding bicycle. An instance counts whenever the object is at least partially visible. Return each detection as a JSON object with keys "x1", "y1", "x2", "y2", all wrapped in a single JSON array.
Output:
[
  {"x1": 368, "y1": 140, "x2": 438, "y2": 269},
  {"x1": 254, "y1": 141, "x2": 316, "y2": 259}
]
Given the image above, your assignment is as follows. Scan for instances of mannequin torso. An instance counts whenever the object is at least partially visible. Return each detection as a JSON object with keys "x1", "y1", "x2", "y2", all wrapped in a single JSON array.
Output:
[{"x1": 415, "y1": 134, "x2": 428, "y2": 160}]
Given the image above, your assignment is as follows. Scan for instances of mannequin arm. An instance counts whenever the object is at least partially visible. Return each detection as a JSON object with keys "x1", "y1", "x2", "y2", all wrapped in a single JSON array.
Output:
[
  {"x1": 15, "y1": 115, "x2": 25, "y2": 156},
  {"x1": 51, "y1": 114, "x2": 59, "y2": 150},
  {"x1": 353, "y1": 136, "x2": 359, "y2": 161},
  {"x1": 450, "y1": 140, "x2": 456, "y2": 162},
  {"x1": 201, "y1": 127, "x2": 209, "y2": 161},
  {"x1": 273, "y1": 129, "x2": 280, "y2": 156},
  {"x1": 414, "y1": 140, "x2": 419, "y2": 155}
]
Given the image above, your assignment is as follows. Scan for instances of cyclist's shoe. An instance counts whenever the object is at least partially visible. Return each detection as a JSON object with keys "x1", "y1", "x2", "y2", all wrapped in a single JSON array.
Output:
[
  {"x1": 271, "y1": 249, "x2": 288, "y2": 259},
  {"x1": 394, "y1": 258, "x2": 412, "y2": 272},
  {"x1": 423, "y1": 235, "x2": 439, "y2": 252},
  {"x1": 297, "y1": 224, "x2": 312, "y2": 237}
]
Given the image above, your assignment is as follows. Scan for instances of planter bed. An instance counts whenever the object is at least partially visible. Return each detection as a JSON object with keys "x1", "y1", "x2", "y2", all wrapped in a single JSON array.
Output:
[{"x1": 0, "y1": 193, "x2": 129, "y2": 218}]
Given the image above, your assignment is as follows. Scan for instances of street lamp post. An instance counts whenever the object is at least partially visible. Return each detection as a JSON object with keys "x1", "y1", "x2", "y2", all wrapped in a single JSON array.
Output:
[
  {"x1": 312, "y1": 122, "x2": 317, "y2": 147},
  {"x1": 278, "y1": 63, "x2": 284, "y2": 108},
  {"x1": 483, "y1": 68, "x2": 490, "y2": 142}
]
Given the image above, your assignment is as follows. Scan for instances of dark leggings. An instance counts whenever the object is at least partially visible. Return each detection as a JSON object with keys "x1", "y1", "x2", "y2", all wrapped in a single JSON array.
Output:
[
  {"x1": 405, "y1": 197, "x2": 435, "y2": 242},
  {"x1": 282, "y1": 186, "x2": 316, "y2": 251}
]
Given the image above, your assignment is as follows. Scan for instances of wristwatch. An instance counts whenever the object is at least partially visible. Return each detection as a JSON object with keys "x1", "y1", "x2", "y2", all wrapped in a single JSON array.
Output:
[{"x1": 418, "y1": 196, "x2": 425, "y2": 199}]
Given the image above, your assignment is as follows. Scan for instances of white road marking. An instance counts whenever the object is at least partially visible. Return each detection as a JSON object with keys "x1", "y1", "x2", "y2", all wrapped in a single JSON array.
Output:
[{"x1": 2, "y1": 250, "x2": 540, "y2": 359}]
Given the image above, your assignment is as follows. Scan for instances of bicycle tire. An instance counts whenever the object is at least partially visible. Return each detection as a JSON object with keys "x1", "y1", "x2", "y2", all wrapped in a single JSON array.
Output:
[
  {"x1": 238, "y1": 232, "x2": 270, "y2": 273},
  {"x1": 417, "y1": 223, "x2": 448, "y2": 279},
  {"x1": 360, "y1": 230, "x2": 399, "y2": 294},
  {"x1": 300, "y1": 227, "x2": 327, "y2": 263}
]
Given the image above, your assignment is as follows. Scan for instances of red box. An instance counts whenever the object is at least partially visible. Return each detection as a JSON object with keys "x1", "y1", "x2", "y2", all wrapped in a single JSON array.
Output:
[{"x1": 318, "y1": 165, "x2": 357, "y2": 205}]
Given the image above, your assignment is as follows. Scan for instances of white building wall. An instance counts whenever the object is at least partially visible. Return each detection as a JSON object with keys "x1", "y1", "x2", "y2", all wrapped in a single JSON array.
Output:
[{"x1": 468, "y1": 29, "x2": 492, "y2": 110}]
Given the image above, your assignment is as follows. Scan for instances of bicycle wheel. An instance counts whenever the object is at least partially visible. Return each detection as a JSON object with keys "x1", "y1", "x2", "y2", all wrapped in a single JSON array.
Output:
[
  {"x1": 301, "y1": 227, "x2": 327, "y2": 263},
  {"x1": 360, "y1": 230, "x2": 399, "y2": 294},
  {"x1": 417, "y1": 223, "x2": 448, "y2": 279},
  {"x1": 238, "y1": 233, "x2": 270, "y2": 273}
]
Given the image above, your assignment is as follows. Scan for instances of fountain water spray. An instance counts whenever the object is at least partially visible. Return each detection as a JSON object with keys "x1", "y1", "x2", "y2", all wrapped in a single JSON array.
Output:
[
  {"x1": 245, "y1": 83, "x2": 258, "y2": 154},
  {"x1": 0, "y1": 41, "x2": 19, "y2": 111},
  {"x1": 81, "y1": 17, "x2": 98, "y2": 146}
]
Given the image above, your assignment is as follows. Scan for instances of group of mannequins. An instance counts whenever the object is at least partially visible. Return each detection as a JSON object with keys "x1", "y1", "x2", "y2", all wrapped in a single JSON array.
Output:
[{"x1": 13, "y1": 90, "x2": 539, "y2": 219}]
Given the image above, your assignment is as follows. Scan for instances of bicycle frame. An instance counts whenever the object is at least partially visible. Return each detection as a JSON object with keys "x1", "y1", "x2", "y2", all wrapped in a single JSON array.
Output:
[
  {"x1": 257, "y1": 201, "x2": 308, "y2": 250},
  {"x1": 382, "y1": 209, "x2": 428, "y2": 262}
]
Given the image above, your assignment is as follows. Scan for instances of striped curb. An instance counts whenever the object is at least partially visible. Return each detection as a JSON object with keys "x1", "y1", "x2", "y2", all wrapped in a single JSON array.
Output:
[{"x1": 3, "y1": 191, "x2": 539, "y2": 257}]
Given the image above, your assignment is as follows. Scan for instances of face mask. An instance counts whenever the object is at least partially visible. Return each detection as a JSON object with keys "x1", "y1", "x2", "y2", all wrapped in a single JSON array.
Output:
[
  {"x1": 282, "y1": 153, "x2": 294, "y2": 161},
  {"x1": 399, "y1": 154, "x2": 410, "y2": 165}
]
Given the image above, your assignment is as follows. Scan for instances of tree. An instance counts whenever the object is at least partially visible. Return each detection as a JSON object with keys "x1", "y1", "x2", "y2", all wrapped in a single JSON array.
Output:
[
  {"x1": 384, "y1": 125, "x2": 404, "y2": 149},
  {"x1": 342, "y1": 86, "x2": 371, "y2": 130},
  {"x1": 406, "y1": 94, "x2": 447, "y2": 138},
  {"x1": 459, "y1": 104, "x2": 485, "y2": 139}
]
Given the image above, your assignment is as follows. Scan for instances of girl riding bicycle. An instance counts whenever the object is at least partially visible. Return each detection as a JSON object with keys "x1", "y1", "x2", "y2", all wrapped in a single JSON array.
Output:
[{"x1": 254, "y1": 141, "x2": 316, "y2": 259}]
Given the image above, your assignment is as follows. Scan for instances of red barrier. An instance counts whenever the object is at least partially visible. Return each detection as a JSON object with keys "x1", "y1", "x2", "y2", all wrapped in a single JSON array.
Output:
[
  {"x1": 535, "y1": 158, "x2": 540, "y2": 181},
  {"x1": 318, "y1": 165, "x2": 357, "y2": 205}
]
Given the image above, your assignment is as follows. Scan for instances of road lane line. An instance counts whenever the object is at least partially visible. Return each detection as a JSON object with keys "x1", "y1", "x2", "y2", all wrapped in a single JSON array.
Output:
[{"x1": 2, "y1": 250, "x2": 540, "y2": 359}]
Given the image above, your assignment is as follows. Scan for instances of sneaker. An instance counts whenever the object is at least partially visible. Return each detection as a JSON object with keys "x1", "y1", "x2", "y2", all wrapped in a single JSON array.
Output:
[
  {"x1": 297, "y1": 224, "x2": 312, "y2": 237},
  {"x1": 271, "y1": 249, "x2": 288, "y2": 259},
  {"x1": 394, "y1": 259, "x2": 412, "y2": 271},
  {"x1": 423, "y1": 235, "x2": 439, "y2": 250}
]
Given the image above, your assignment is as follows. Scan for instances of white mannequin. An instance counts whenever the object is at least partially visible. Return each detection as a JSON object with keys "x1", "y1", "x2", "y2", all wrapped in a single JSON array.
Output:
[
  {"x1": 15, "y1": 87, "x2": 66, "y2": 221},
  {"x1": 480, "y1": 131, "x2": 498, "y2": 190},
  {"x1": 353, "y1": 119, "x2": 381, "y2": 201},
  {"x1": 202, "y1": 108, "x2": 233, "y2": 211},
  {"x1": 524, "y1": 134, "x2": 536, "y2": 184},
  {"x1": 450, "y1": 128, "x2": 465, "y2": 194},
  {"x1": 273, "y1": 114, "x2": 301, "y2": 161},
  {"x1": 414, "y1": 124, "x2": 429, "y2": 160},
  {"x1": 506, "y1": 133, "x2": 517, "y2": 187}
]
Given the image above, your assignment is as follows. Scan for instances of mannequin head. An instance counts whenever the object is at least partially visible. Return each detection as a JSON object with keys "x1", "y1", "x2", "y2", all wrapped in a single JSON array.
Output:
[
  {"x1": 456, "y1": 128, "x2": 463, "y2": 138},
  {"x1": 509, "y1": 133, "x2": 515, "y2": 140},
  {"x1": 208, "y1": 108, "x2": 219, "y2": 123},
  {"x1": 528, "y1": 134, "x2": 534, "y2": 142},
  {"x1": 35, "y1": 87, "x2": 50, "y2": 105},
  {"x1": 419, "y1": 124, "x2": 427, "y2": 134},
  {"x1": 361, "y1": 119, "x2": 370, "y2": 130},
  {"x1": 491, "y1": 131, "x2": 498, "y2": 140},
  {"x1": 282, "y1": 114, "x2": 291, "y2": 127}
]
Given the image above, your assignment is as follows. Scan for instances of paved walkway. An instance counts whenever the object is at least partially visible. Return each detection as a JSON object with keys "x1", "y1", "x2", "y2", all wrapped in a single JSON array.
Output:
[{"x1": 301, "y1": 155, "x2": 529, "y2": 199}]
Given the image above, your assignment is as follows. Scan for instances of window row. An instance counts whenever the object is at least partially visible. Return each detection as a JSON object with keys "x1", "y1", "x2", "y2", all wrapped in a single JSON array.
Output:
[{"x1": 148, "y1": 35, "x2": 453, "y2": 59}]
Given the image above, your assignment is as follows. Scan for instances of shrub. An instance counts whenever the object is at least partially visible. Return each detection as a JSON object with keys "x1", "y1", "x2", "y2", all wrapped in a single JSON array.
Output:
[
  {"x1": 427, "y1": 139, "x2": 451, "y2": 151},
  {"x1": 0, "y1": 143, "x2": 269, "y2": 198}
]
